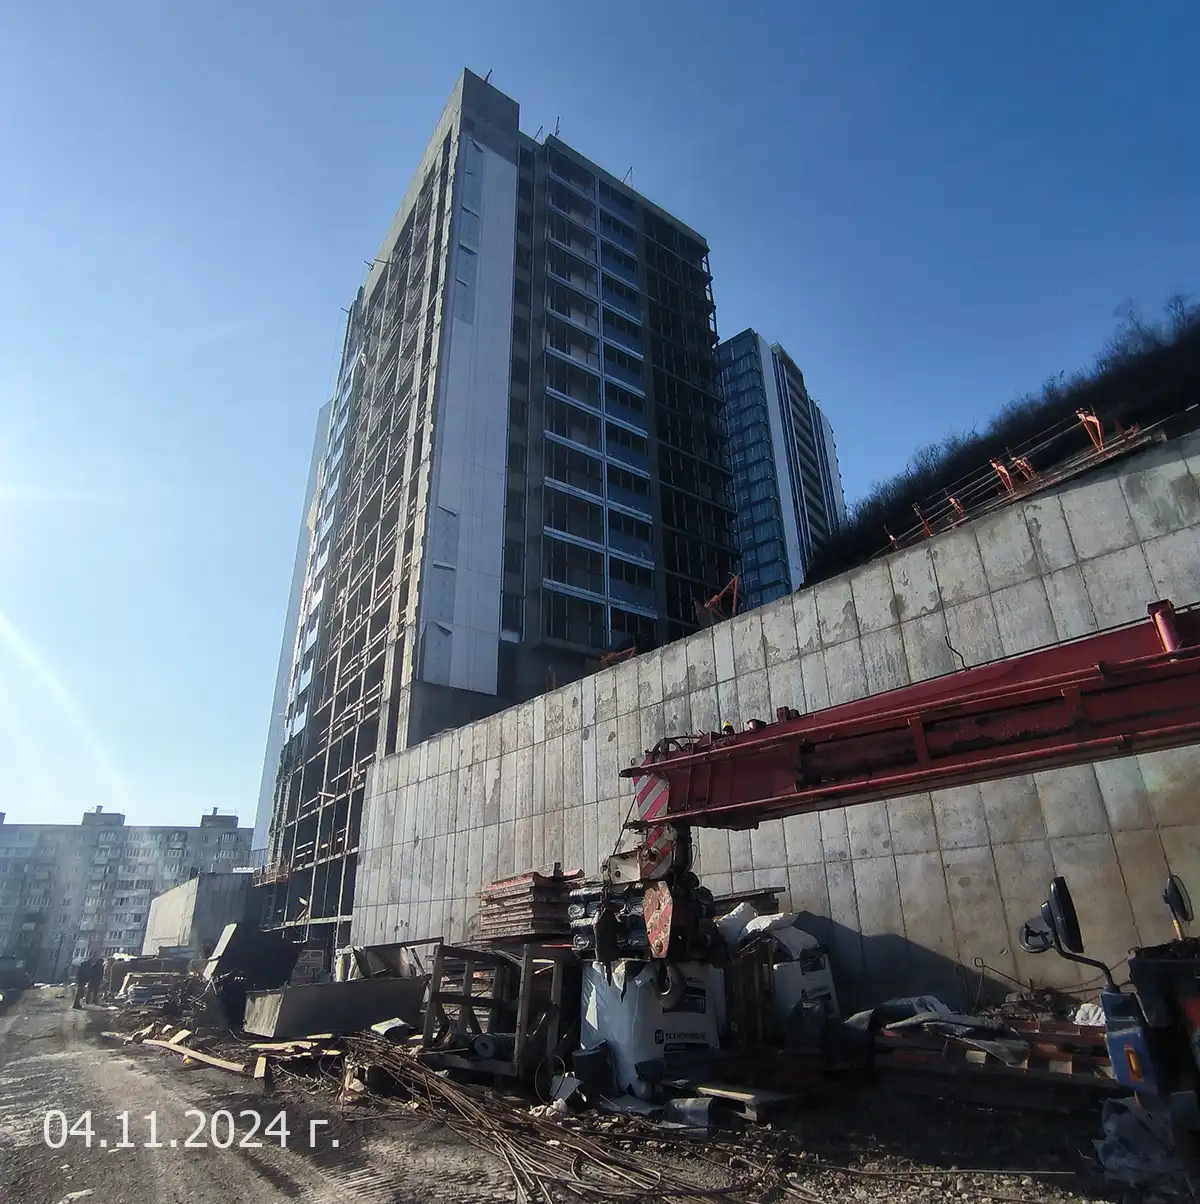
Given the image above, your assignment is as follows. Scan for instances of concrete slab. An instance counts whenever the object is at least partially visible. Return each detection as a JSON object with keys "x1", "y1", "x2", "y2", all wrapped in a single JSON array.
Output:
[
  {"x1": 889, "y1": 543, "x2": 940, "y2": 621},
  {"x1": 480, "y1": 824, "x2": 499, "y2": 890},
  {"x1": 612, "y1": 658, "x2": 639, "y2": 714},
  {"x1": 978, "y1": 775, "x2": 1046, "y2": 844},
  {"x1": 767, "y1": 658, "x2": 805, "y2": 714},
  {"x1": 728, "y1": 829, "x2": 753, "y2": 873},
  {"x1": 544, "y1": 688, "x2": 564, "y2": 735},
  {"x1": 800, "y1": 651, "x2": 831, "y2": 710},
  {"x1": 713, "y1": 621, "x2": 736, "y2": 682},
  {"x1": 562, "y1": 734, "x2": 584, "y2": 806},
  {"x1": 533, "y1": 694, "x2": 547, "y2": 744},
  {"x1": 515, "y1": 747, "x2": 533, "y2": 818},
  {"x1": 886, "y1": 794, "x2": 939, "y2": 854},
  {"x1": 931, "y1": 784, "x2": 989, "y2": 849},
  {"x1": 786, "y1": 863, "x2": 830, "y2": 940},
  {"x1": 639, "y1": 702, "x2": 666, "y2": 747},
  {"x1": 944, "y1": 596, "x2": 1003, "y2": 665},
  {"x1": 616, "y1": 710, "x2": 640, "y2": 776},
  {"x1": 738, "y1": 668, "x2": 771, "y2": 723},
  {"x1": 750, "y1": 819, "x2": 788, "y2": 869},
  {"x1": 731, "y1": 870, "x2": 756, "y2": 894},
  {"x1": 1094, "y1": 757, "x2": 1154, "y2": 831},
  {"x1": 637, "y1": 651, "x2": 664, "y2": 707},
  {"x1": 942, "y1": 846, "x2": 1016, "y2": 980},
  {"x1": 697, "y1": 827, "x2": 731, "y2": 877},
  {"x1": 466, "y1": 827, "x2": 483, "y2": 900},
  {"x1": 930, "y1": 528, "x2": 988, "y2": 605},
  {"x1": 849, "y1": 560, "x2": 898, "y2": 634},
  {"x1": 543, "y1": 736, "x2": 563, "y2": 812},
  {"x1": 685, "y1": 629, "x2": 717, "y2": 690},
  {"x1": 598, "y1": 797, "x2": 624, "y2": 862},
  {"x1": 854, "y1": 856, "x2": 906, "y2": 989},
  {"x1": 717, "y1": 677, "x2": 741, "y2": 728},
  {"x1": 577, "y1": 674, "x2": 594, "y2": 733},
  {"x1": 594, "y1": 667, "x2": 618, "y2": 721},
  {"x1": 660, "y1": 639, "x2": 690, "y2": 700},
  {"x1": 543, "y1": 808, "x2": 564, "y2": 865},
  {"x1": 1137, "y1": 747, "x2": 1200, "y2": 826},
  {"x1": 975, "y1": 506, "x2": 1040, "y2": 591},
  {"x1": 760, "y1": 596, "x2": 799, "y2": 665},
  {"x1": 820, "y1": 808, "x2": 851, "y2": 862},
  {"x1": 1120, "y1": 449, "x2": 1200, "y2": 541},
  {"x1": 1143, "y1": 527, "x2": 1200, "y2": 605},
  {"x1": 846, "y1": 800, "x2": 892, "y2": 858},
  {"x1": 783, "y1": 811, "x2": 824, "y2": 864},
  {"x1": 860, "y1": 627, "x2": 910, "y2": 694},
  {"x1": 245, "y1": 976, "x2": 428, "y2": 1039},
  {"x1": 815, "y1": 576, "x2": 859, "y2": 646},
  {"x1": 580, "y1": 725, "x2": 597, "y2": 806},
  {"x1": 1049, "y1": 833, "x2": 1138, "y2": 975},
  {"x1": 901, "y1": 611, "x2": 955, "y2": 681},
  {"x1": 517, "y1": 701, "x2": 534, "y2": 749},
  {"x1": 500, "y1": 709, "x2": 518, "y2": 757},
  {"x1": 895, "y1": 850, "x2": 957, "y2": 965},
  {"x1": 689, "y1": 685, "x2": 719, "y2": 732},
  {"x1": 499, "y1": 751, "x2": 518, "y2": 823},
  {"x1": 992, "y1": 578, "x2": 1057, "y2": 656},
  {"x1": 1044, "y1": 565, "x2": 1099, "y2": 640},
  {"x1": 563, "y1": 805, "x2": 584, "y2": 873},
  {"x1": 825, "y1": 859, "x2": 865, "y2": 984},
  {"x1": 1113, "y1": 829, "x2": 1175, "y2": 947},
  {"x1": 1023, "y1": 493, "x2": 1078, "y2": 574},
  {"x1": 793, "y1": 588, "x2": 820, "y2": 653},
  {"x1": 705, "y1": 872, "x2": 733, "y2": 899},
  {"x1": 825, "y1": 638, "x2": 868, "y2": 705},
  {"x1": 1081, "y1": 545, "x2": 1157, "y2": 627},
  {"x1": 582, "y1": 802, "x2": 599, "y2": 876},
  {"x1": 1061, "y1": 476, "x2": 1138, "y2": 561},
  {"x1": 732, "y1": 610, "x2": 767, "y2": 674},
  {"x1": 562, "y1": 680, "x2": 583, "y2": 732}
]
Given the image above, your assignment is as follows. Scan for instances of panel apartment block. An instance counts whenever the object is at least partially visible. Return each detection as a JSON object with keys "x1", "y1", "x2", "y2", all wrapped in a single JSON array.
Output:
[
  {"x1": 720, "y1": 330, "x2": 845, "y2": 607},
  {"x1": 0, "y1": 808, "x2": 251, "y2": 981},
  {"x1": 259, "y1": 70, "x2": 736, "y2": 948}
]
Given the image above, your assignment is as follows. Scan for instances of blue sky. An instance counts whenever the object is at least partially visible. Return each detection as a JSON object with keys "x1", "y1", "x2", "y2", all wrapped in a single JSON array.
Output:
[{"x1": 0, "y1": 2, "x2": 1196, "y2": 827}]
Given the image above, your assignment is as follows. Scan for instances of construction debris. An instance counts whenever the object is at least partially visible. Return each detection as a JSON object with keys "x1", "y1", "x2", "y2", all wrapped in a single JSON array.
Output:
[
  {"x1": 243, "y1": 976, "x2": 427, "y2": 1040},
  {"x1": 477, "y1": 865, "x2": 582, "y2": 942}
]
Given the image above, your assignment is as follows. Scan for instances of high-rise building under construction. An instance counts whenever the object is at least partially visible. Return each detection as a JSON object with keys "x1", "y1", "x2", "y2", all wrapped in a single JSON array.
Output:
[{"x1": 255, "y1": 70, "x2": 737, "y2": 946}]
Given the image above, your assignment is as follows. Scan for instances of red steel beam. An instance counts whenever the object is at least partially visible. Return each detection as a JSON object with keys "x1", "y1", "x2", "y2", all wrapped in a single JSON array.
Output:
[{"x1": 621, "y1": 602, "x2": 1200, "y2": 830}]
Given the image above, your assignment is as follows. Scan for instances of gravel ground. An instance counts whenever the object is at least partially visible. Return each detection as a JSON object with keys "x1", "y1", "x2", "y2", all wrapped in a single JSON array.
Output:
[{"x1": 1, "y1": 985, "x2": 1188, "y2": 1203}]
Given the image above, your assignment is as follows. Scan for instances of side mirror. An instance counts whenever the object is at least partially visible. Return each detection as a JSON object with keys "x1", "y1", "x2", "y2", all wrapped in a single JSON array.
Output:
[
  {"x1": 1047, "y1": 876, "x2": 1084, "y2": 955},
  {"x1": 1165, "y1": 874, "x2": 1193, "y2": 936}
]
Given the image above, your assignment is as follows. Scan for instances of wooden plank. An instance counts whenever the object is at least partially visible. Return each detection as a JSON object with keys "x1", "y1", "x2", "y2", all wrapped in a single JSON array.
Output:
[
  {"x1": 693, "y1": 1083, "x2": 795, "y2": 1123},
  {"x1": 143, "y1": 1040, "x2": 248, "y2": 1075},
  {"x1": 167, "y1": 1029, "x2": 193, "y2": 1046},
  {"x1": 422, "y1": 942, "x2": 446, "y2": 1046}
]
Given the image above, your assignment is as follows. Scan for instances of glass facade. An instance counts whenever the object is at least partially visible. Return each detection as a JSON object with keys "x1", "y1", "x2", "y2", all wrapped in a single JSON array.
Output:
[{"x1": 719, "y1": 330, "x2": 845, "y2": 608}]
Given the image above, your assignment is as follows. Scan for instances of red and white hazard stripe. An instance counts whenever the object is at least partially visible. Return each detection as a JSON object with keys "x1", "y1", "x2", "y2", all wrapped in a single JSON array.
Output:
[{"x1": 632, "y1": 755, "x2": 674, "y2": 870}]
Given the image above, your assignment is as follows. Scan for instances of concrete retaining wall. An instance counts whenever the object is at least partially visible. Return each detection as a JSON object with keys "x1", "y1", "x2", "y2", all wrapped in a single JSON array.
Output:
[
  {"x1": 142, "y1": 873, "x2": 254, "y2": 958},
  {"x1": 352, "y1": 433, "x2": 1200, "y2": 1007}
]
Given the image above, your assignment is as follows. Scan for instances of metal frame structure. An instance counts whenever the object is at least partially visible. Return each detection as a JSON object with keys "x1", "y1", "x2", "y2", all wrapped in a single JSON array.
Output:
[{"x1": 623, "y1": 601, "x2": 1200, "y2": 837}]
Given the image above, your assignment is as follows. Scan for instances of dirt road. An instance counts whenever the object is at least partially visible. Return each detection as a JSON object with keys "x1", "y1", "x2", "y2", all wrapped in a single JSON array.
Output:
[{"x1": 0, "y1": 987, "x2": 510, "y2": 1204}]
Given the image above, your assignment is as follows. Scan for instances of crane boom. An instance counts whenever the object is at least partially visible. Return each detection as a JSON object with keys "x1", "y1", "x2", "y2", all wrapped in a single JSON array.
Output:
[{"x1": 621, "y1": 601, "x2": 1200, "y2": 840}]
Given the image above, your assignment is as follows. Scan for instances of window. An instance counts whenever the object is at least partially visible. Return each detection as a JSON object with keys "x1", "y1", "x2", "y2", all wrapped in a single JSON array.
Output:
[
  {"x1": 507, "y1": 441, "x2": 527, "y2": 473},
  {"x1": 545, "y1": 354, "x2": 600, "y2": 407},
  {"x1": 607, "y1": 465, "x2": 650, "y2": 512},
  {"x1": 543, "y1": 537, "x2": 604, "y2": 595},
  {"x1": 545, "y1": 397, "x2": 601, "y2": 450},
  {"x1": 611, "y1": 607, "x2": 656, "y2": 647},
  {"x1": 605, "y1": 422, "x2": 647, "y2": 467},
  {"x1": 509, "y1": 395, "x2": 528, "y2": 429},
  {"x1": 607, "y1": 510, "x2": 653, "y2": 560},
  {"x1": 546, "y1": 441, "x2": 604, "y2": 497},
  {"x1": 544, "y1": 590, "x2": 606, "y2": 647},
  {"x1": 503, "y1": 539, "x2": 524, "y2": 576},
  {"x1": 545, "y1": 486, "x2": 604, "y2": 544}
]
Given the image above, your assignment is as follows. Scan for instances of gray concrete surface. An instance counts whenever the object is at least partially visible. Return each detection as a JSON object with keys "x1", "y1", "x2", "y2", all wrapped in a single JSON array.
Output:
[
  {"x1": 141, "y1": 873, "x2": 256, "y2": 958},
  {"x1": 353, "y1": 433, "x2": 1200, "y2": 1007},
  {"x1": 0, "y1": 988, "x2": 511, "y2": 1204}
]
